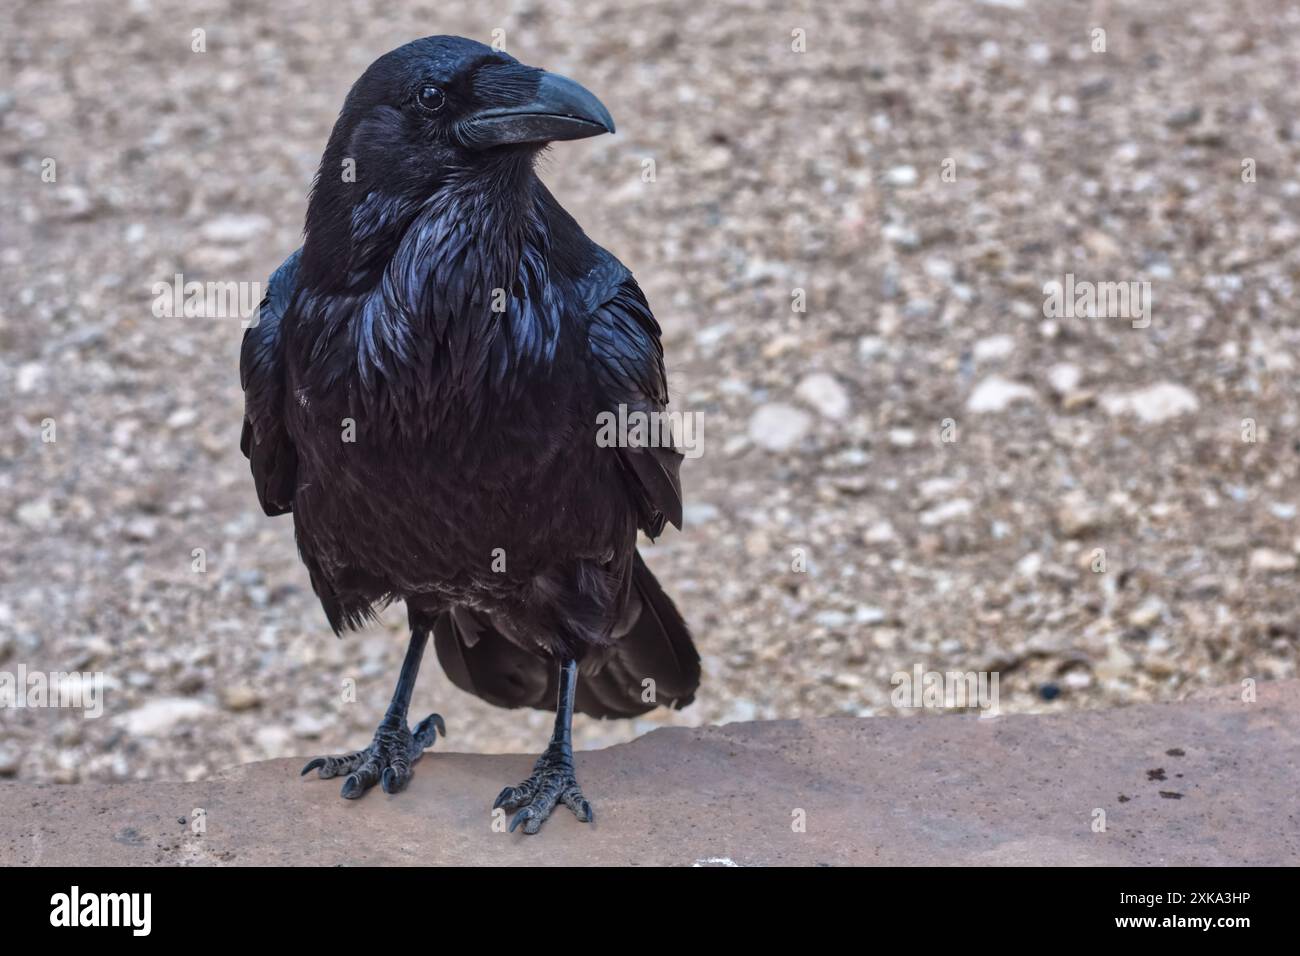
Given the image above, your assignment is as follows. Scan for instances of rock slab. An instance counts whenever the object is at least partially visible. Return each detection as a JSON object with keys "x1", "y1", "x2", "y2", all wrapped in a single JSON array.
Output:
[{"x1": 1, "y1": 682, "x2": 1295, "y2": 866}]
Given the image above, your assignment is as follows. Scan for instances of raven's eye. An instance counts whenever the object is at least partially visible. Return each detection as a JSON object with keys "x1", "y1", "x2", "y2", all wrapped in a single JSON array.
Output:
[{"x1": 417, "y1": 86, "x2": 446, "y2": 112}]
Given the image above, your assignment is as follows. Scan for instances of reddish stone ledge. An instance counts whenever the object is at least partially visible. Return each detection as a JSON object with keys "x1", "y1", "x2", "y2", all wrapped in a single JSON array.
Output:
[{"x1": 1, "y1": 680, "x2": 1294, "y2": 866}]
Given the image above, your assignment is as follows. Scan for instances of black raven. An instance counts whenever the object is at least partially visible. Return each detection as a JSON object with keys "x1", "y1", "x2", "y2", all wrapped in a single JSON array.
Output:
[{"x1": 240, "y1": 36, "x2": 699, "y2": 834}]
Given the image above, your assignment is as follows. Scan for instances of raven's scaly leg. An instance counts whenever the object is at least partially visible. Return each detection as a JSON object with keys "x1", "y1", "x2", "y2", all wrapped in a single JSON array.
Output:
[
  {"x1": 301, "y1": 627, "x2": 445, "y2": 798},
  {"x1": 494, "y1": 658, "x2": 593, "y2": 834}
]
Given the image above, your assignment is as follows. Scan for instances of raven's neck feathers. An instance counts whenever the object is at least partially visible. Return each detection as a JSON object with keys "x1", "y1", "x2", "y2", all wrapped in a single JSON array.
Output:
[{"x1": 296, "y1": 154, "x2": 588, "y2": 425}]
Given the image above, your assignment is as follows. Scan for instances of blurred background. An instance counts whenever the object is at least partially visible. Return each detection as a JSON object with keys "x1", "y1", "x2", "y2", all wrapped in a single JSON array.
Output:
[{"x1": 2, "y1": 0, "x2": 1298, "y2": 784}]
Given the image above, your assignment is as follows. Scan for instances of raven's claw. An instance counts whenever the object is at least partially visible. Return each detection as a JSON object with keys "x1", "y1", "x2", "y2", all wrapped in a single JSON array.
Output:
[
  {"x1": 495, "y1": 742, "x2": 593, "y2": 834},
  {"x1": 300, "y1": 712, "x2": 444, "y2": 799}
]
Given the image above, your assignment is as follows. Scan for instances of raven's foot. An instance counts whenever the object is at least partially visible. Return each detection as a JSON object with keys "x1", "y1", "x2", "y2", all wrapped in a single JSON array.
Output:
[
  {"x1": 300, "y1": 712, "x2": 445, "y2": 799},
  {"x1": 493, "y1": 742, "x2": 593, "y2": 834}
]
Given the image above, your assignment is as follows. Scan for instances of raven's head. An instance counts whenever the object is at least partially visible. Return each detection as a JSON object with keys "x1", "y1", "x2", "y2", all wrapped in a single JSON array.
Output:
[{"x1": 305, "y1": 37, "x2": 612, "y2": 270}]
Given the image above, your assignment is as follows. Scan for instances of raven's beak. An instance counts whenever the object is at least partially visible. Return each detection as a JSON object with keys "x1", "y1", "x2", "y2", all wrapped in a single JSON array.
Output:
[{"x1": 459, "y1": 71, "x2": 615, "y2": 149}]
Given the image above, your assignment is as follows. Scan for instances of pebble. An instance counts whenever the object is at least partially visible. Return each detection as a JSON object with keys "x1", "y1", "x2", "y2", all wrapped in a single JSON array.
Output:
[
  {"x1": 795, "y1": 373, "x2": 850, "y2": 420},
  {"x1": 254, "y1": 725, "x2": 293, "y2": 754},
  {"x1": 855, "y1": 606, "x2": 886, "y2": 625},
  {"x1": 1249, "y1": 549, "x2": 1297, "y2": 574},
  {"x1": 1100, "y1": 383, "x2": 1199, "y2": 424},
  {"x1": 16, "y1": 362, "x2": 43, "y2": 393},
  {"x1": 683, "y1": 502, "x2": 720, "y2": 524},
  {"x1": 1128, "y1": 598, "x2": 1166, "y2": 629},
  {"x1": 167, "y1": 407, "x2": 199, "y2": 428},
  {"x1": 973, "y1": 335, "x2": 1015, "y2": 362},
  {"x1": 1046, "y1": 363, "x2": 1081, "y2": 394},
  {"x1": 221, "y1": 685, "x2": 263, "y2": 712},
  {"x1": 864, "y1": 521, "x2": 897, "y2": 544},
  {"x1": 115, "y1": 699, "x2": 215, "y2": 736},
  {"x1": 124, "y1": 516, "x2": 158, "y2": 542},
  {"x1": 917, "y1": 477, "x2": 961, "y2": 502},
  {"x1": 292, "y1": 712, "x2": 330, "y2": 738},
  {"x1": 1056, "y1": 492, "x2": 1105, "y2": 538},
  {"x1": 199, "y1": 213, "x2": 272, "y2": 244},
  {"x1": 881, "y1": 222, "x2": 921, "y2": 249},
  {"x1": 1016, "y1": 552, "x2": 1043, "y2": 577},
  {"x1": 0, "y1": 744, "x2": 21, "y2": 777},
  {"x1": 884, "y1": 165, "x2": 918, "y2": 186},
  {"x1": 919, "y1": 499, "x2": 974, "y2": 526},
  {"x1": 15, "y1": 499, "x2": 54, "y2": 529},
  {"x1": 1095, "y1": 646, "x2": 1136, "y2": 682},
  {"x1": 814, "y1": 610, "x2": 851, "y2": 628},
  {"x1": 966, "y1": 377, "x2": 1037, "y2": 413},
  {"x1": 748, "y1": 403, "x2": 812, "y2": 452}
]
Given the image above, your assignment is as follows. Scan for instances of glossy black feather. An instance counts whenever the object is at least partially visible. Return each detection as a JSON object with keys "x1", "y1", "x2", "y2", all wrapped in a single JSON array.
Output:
[{"x1": 240, "y1": 249, "x2": 301, "y2": 517}]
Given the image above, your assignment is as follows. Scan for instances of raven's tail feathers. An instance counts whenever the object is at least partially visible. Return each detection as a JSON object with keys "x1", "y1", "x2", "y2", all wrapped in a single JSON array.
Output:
[{"x1": 430, "y1": 551, "x2": 700, "y2": 719}]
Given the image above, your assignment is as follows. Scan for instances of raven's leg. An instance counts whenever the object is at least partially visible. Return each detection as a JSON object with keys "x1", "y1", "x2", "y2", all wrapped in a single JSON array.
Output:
[
  {"x1": 493, "y1": 658, "x2": 593, "y2": 834},
  {"x1": 300, "y1": 627, "x2": 445, "y2": 799}
]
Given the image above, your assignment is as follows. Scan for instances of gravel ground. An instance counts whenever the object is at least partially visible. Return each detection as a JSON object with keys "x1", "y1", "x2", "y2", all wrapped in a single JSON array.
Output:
[{"x1": 2, "y1": 0, "x2": 1298, "y2": 784}]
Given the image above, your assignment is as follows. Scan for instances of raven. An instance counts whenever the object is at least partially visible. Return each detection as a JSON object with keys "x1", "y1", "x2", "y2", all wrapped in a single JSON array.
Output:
[{"x1": 240, "y1": 36, "x2": 699, "y2": 834}]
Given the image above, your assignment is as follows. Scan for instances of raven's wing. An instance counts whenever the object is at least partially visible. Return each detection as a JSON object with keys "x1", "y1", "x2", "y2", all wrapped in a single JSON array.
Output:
[
  {"x1": 582, "y1": 254, "x2": 683, "y2": 537},
  {"x1": 430, "y1": 250, "x2": 700, "y2": 718},
  {"x1": 240, "y1": 249, "x2": 301, "y2": 517}
]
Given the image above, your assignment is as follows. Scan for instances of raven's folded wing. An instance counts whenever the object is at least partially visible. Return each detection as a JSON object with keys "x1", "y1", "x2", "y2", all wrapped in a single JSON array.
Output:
[
  {"x1": 583, "y1": 257, "x2": 683, "y2": 538},
  {"x1": 240, "y1": 249, "x2": 301, "y2": 517}
]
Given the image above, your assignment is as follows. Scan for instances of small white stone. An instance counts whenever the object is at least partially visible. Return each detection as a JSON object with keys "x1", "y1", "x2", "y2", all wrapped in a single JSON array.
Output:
[
  {"x1": 748, "y1": 403, "x2": 813, "y2": 452},
  {"x1": 1250, "y1": 548, "x2": 1297, "y2": 574},
  {"x1": 966, "y1": 377, "x2": 1037, "y2": 413},
  {"x1": 16, "y1": 499, "x2": 54, "y2": 529},
  {"x1": 221, "y1": 685, "x2": 262, "y2": 712},
  {"x1": 292, "y1": 713, "x2": 330, "y2": 738},
  {"x1": 796, "y1": 373, "x2": 850, "y2": 420},
  {"x1": 973, "y1": 335, "x2": 1015, "y2": 362},
  {"x1": 1055, "y1": 492, "x2": 1104, "y2": 538},
  {"x1": 16, "y1": 363, "x2": 43, "y2": 393},
  {"x1": 720, "y1": 698, "x2": 758, "y2": 724},
  {"x1": 1128, "y1": 597, "x2": 1165, "y2": 628},
  {"x1": 917, "y1": 477, "x2": 961, "y2": 502},
  {"x1": 1046, "y1": 363, "x2": 1082, "y2": 394},
  {"x1": 858, "y1": 336, "x2": 886, "y2": 359},
  {"x1": 167, "y1": 407, "x2": 198, "y2": 428},
  {"x1": 919, "y1": 498, "x2": 973, "y2": 526},
  {"x1": 116, "y1": 699, "x2": 214, "y2": 736},
  {"x1": 199, "y1": 213, "x2": 272, "y2": 244},
  {"x1": 1095, "y1": 645, "x2": 1135, "y2": 682},
  {"x1": 1100, "y1": 383, "x2": 1199, "y2": 424},
  {"x1": 855, "y1": 606, "x2": 887, "y2": 625},
  {"x1": 683, "y1": 502, "x2": 720, "y2": 524},
  {"x1": 1064, "y1": 670, "x2": 1092, "y2": 689},
  {"x1": 814, "y1": 610, "x2": 851, "y2": 628},
  {"x1": 864, "y1": 521, "x2": 896, "y2": 544},
  {"x1": 254, "y1": 725, "x2": 293, "y2": 755},
  {"x1": 1016, "y1": 552, "x2": 1043, "y2": 577},
  {"x1": 884, "y1": 165, "x2": 918, "y2": 186},
  {"x1": 124, "y1": 516, "x2": 158, "y2": 542},
  {"x1": 882, "y1": 222, "x2": 920, "y2": 249},
  {"x1": 0, "y1": 744, "x2": 20, "y2": 777}
]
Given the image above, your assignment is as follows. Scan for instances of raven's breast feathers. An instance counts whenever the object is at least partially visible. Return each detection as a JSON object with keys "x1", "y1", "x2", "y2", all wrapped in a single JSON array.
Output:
[{"x1": 239, "y1": 173, "x2": 683, "y2": 606}]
